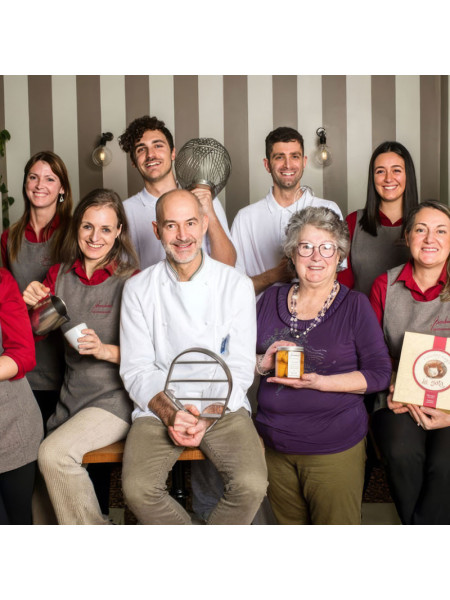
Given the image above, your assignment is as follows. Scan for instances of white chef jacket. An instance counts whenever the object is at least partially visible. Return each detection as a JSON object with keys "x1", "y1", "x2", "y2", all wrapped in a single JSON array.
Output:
[
  {"x1": 120, "y1": 252, "x2": 256, "y2": 422},
  {"x1": 231, "y1": 187, "x2": 345, "y2": 278},
  {"x1": 124, "y1": 187, "x2": 233, "y2": 269}
]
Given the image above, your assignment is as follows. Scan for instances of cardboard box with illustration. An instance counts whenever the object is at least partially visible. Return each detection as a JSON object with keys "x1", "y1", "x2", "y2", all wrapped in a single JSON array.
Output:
[{"x1": 393, "y1": 331, "x2": 450, "y2": 413}]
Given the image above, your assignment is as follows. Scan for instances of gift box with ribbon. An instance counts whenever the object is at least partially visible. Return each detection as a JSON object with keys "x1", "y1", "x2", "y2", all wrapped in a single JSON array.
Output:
[{"x1": 393, "y1": 331, "x2": 450, "y2": 413}]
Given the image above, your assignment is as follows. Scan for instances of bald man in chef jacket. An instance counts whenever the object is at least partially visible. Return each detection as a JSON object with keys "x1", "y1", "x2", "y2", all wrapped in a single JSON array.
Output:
[{"x1": 119, "y1": 189, "x2": 268, "y2": 524}]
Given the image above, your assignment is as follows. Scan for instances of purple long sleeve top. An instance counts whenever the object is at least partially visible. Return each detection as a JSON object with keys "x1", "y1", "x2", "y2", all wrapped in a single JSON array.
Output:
[{"x1": 255, "y1": 284, "x2": 392, "y2": 455}]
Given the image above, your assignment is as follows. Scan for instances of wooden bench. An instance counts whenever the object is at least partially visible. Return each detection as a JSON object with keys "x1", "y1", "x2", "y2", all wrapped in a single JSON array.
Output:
[
  {"x1": 82, "y1": 440, "x2": 205, "y2": 464},
  {"x1": 82, "y1": 441, "x2": 205, "y2": 508}
]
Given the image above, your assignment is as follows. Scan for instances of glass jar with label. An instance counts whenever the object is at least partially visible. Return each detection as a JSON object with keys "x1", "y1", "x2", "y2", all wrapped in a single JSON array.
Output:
[{"x1": 275, "y1": 346, "x2": 304, "y2": 379}]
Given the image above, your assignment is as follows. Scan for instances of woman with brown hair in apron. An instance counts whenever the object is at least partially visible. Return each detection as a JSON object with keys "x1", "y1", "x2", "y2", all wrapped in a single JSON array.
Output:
[
  {"x1": 1, "y1": 151, "x2": 73, "y2": 429},
  {"x1": 23, "y1": 188, "x2": 138, "y2": 524}
]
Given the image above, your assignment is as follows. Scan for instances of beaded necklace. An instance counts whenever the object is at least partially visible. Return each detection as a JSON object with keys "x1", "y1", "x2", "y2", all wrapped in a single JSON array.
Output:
[{"x1": 289, "y1": 280, "x2": 339, "y2": 340}]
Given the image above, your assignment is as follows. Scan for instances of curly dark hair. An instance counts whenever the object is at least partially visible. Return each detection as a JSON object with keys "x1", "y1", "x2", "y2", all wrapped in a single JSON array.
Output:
[{"x1": 118, "y1": 115, "x2": 174, "y2": 165}]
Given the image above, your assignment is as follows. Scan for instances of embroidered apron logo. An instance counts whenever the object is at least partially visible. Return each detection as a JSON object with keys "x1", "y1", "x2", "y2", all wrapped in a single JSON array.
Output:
[
  {"x1": 431, "y1": 316, "x2": 450, "y2": 332},
  {"x1": 40, "y1": 254, "x2": 52, "y2": 267},
  {"x1": 90, "y1": 302, "x2": 113, "y2": 315}
]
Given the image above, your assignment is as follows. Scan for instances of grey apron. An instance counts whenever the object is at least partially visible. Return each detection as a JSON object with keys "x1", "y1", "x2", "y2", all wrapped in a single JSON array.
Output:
[
  {"x1": 0, "y1": 330, "x2": 43, "y2": 473},
  {"x1": 384, "y1": 264, "x2": 450, "y2": 360},
  {"x1": 8, "y1": 236, "x2": 64, "y2": 391},
  {"x1": 46, "y1": 266, "x2": 132, "y2": 433},
  {"x1": 351, "y1": 210, "x2": 411, "y2": 296}
]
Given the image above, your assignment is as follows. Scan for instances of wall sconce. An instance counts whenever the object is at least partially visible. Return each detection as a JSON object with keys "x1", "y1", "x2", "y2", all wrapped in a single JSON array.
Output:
[
  {"x1": 315, "y1": 127, "x2": 332, "y2": 167},
  {"x1": 92, "y1": 132, "x2": 114, "y2": 167}
]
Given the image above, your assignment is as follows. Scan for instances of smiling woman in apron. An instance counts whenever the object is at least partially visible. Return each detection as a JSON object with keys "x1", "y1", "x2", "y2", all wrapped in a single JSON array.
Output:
[
  {"x1": 22, "y1": 189, "x2": 139, "y2": 524},
  {"x1": 370, "y1": 200, "x2": 450, "y2": 525},
  {"x1": 1, "y1": 151, "x2": 73, "y2": 430},
  {"x1": 338, "y1": 141, "x2": 418, "y2": 295}
]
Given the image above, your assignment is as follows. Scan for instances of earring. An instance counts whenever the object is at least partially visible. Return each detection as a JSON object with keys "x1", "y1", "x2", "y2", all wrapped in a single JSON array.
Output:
[{"x1": 58, "y1": 193, "x2": 65, "y2": 203}]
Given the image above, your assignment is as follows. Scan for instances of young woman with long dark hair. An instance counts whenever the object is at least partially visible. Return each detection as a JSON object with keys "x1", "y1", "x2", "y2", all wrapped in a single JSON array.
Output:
[{"x1": 338, "y1": 141, "x2": 419, "y2": 295}]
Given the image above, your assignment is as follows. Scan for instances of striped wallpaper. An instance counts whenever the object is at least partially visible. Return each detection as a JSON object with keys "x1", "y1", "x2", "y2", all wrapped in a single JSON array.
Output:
[{"x1": 0, "y1": 75, "x2": 448, "y2": 229}]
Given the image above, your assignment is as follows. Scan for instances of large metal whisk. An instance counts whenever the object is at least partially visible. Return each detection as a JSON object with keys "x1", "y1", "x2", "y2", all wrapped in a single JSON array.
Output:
[{"x1": 175, "y1": 138, "x2": 232, "y2": 197}]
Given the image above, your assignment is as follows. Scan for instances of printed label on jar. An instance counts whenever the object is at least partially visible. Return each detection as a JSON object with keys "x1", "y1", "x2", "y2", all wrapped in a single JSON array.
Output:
[{"x1": 287, "y1": 352, "x2": 301, "y2": 378}]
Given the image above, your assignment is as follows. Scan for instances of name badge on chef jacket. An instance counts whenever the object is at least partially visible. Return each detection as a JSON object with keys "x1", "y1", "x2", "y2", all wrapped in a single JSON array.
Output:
[{"x1": 220, "y1": 334, "x2": 230, "y2": 356}]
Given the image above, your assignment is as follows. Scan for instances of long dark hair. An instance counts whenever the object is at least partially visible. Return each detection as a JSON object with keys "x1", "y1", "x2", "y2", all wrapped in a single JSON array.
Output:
[
  {"x1": 360, "y1": 141, "x2": 418, "y2": 236},
  {"x1": 403, "y1": 199, "x2": 450, "y2": 302},
  {"x1": 9, "y1": 151, "x2": 73, "y2": 263},
  {"x1": 59, "y1": 188, "x2": 139, "y2": 277}
]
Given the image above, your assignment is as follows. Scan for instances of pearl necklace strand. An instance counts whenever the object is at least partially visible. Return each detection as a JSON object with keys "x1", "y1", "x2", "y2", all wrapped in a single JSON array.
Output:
[{"x1": 289, "y1": 280, "x2": 339, "y2": 340}]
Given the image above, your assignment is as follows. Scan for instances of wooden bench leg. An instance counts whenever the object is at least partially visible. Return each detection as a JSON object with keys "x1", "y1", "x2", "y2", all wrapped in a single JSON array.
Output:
[
  {"x1": 87, "y1": 463, "x2": 111, "y2": 515},
  {"x1": 171, "y1": 462, "x2": 187, "y2": 508}
]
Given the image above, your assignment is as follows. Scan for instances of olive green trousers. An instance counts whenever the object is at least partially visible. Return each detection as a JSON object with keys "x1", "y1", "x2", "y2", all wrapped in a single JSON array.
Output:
[{"x1": 265, "y1": 438, "x2": 366, "y2": 525}]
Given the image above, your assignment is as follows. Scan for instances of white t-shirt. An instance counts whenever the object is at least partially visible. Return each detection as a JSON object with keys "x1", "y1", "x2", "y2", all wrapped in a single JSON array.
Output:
[
  {"x1": 124, "y1": 187, "x2": 233, "y2": 269},
  {"x1": 231, "y1": 187, "x2": 344, "y2": 277}
]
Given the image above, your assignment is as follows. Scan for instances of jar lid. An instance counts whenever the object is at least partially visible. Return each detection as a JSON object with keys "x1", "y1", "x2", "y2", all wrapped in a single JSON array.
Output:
[{"x1": 277, "y1": 346, "x2": 304, "y2": 352}]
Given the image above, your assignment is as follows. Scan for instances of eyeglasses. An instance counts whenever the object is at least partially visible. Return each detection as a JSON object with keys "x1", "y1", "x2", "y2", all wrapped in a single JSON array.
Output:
[{"x1": 297, "y1": 242, "x2": 337, "y2": 258}]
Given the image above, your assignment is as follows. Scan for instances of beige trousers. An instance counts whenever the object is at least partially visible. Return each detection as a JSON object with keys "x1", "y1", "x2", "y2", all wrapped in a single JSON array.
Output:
[
  {"x1": 122, "y1": 408, "x2": 268, "y2": 525},
  {"x1": 33, "y1": 407, "x2": 129, "y2": 525}
]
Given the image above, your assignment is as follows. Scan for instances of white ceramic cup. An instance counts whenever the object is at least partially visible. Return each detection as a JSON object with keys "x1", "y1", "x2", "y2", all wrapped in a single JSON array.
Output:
[{"x1": 64, "y1": 322, "x2": 88, "y2": 351}]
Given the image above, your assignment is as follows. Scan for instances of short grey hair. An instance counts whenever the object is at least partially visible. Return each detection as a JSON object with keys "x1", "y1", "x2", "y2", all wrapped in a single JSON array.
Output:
[{"x1": 283, "y1": 206, "x2": 350, "y2": 270}]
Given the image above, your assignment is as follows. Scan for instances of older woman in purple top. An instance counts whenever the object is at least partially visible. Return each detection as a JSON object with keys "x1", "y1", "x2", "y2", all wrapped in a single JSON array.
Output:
[{"x1": 255, "y1": 206, "x2": 391, "y2": 525}]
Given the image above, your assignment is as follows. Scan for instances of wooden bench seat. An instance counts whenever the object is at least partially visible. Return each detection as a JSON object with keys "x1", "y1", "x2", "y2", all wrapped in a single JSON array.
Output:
[{"x1": 82, "y1": 440, "x2": 205, "y2": 464}]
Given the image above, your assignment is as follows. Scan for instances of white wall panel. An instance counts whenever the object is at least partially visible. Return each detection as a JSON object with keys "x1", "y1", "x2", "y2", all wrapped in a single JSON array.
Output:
[
  {"x1": 297, "y1": 76, "x2": 324, "y2": 199},
  {"x1": 198, "y1": 75, "x2": 226, "y2": 207},
  {"x1": 52, "y1": 75, "x2": 80, "y2": 205},
  {"x1": 149, "y1": 76, "x2": 175, "y2": 135},
  {"x1": 100, "y1": 75, "x2": 128, "y2": 201}
]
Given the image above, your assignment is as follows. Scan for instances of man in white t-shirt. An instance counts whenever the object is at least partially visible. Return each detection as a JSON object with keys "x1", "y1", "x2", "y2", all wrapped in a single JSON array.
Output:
[
  {"x1": 231, "y1": 126, "x2": 344, "y2": 296},
  {"x1": 118, "y1": 115, "x2": 236, "y2": 269}
]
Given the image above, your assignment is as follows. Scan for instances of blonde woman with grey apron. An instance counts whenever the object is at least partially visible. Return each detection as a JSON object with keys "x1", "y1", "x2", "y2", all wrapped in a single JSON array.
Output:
[
  {"x1": 23, "y1": 189, "x2": 138, "y2": 524},
  {"x1": 370, "y1": 201, "x2": 450, "y2": 525}
]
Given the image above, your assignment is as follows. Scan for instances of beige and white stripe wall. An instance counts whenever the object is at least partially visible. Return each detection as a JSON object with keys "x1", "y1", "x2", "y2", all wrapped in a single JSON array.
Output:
[{"x1": 0, "y1": 75, "x2": 448, "y2": 227}]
